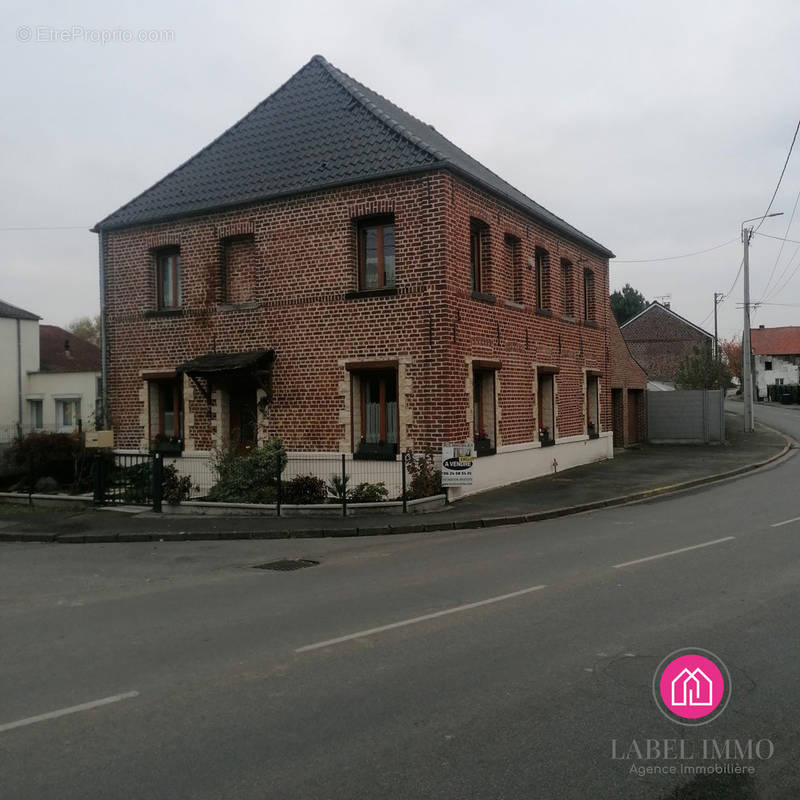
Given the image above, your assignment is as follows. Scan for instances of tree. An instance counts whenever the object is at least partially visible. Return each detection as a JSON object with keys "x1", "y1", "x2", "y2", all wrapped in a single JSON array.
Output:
[
  {"x1": 610, "y1": 284, "x2": 647, "y2": 326},
  {"x1": 675, "y1": 343, "x2": 731, "y2": 390},
  {"x1": 67, "y1": 315, "x2": 101, "y2": 347},
  {"x1": 719, "y1": 336, "x2": 742, "y2": 384}
]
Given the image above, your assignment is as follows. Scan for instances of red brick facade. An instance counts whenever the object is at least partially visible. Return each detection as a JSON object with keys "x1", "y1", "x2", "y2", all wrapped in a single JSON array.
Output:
[{"x1": 103, "y1": 169, "x2": 644, "y2": 456}]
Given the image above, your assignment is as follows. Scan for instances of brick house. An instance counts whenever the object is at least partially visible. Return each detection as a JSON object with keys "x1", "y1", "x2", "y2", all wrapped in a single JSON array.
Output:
[
  {"x1": 620, "y1": 301, "x2": 713, "y2": 390},
  {"x1": 94, "y1": 55, "x2": 644, "y2": 497},
  {"x1": 750, "y1": 325, "x2": 800, "y2": 400}
]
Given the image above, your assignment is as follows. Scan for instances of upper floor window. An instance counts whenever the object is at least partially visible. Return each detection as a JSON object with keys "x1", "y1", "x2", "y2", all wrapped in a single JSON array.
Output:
[
  {"x1": 221, "y1": 235, "x2": 255, "y2": 304},
  {"x1": 535, "y1": 247, "x2": 550, "y2": 310},
  {"x1": 470, "y1": 219, "x2": 489, "y2": 293},
  {"x1": 583, "y1": 268, "x2": 596, "y2": 321},
  {"x1": 156, "y1": 248, "x2": 181, "y2": 309},
  {"x1": 765, "y1": 360, "x2": 773, "y2": 371},
  {"x1": 505, "y1": 234, "x2": 523, "y2": 303},
  {"x1": 358, "y1": 216, "x2": 395, "y2": 291},
  {"x1": 561, "y1": 259, "x2": 574, "y2": 316}
]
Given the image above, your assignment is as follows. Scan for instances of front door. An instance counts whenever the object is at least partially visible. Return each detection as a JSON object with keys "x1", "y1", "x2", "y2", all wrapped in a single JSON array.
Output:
[{"x1": 229, "y1": 383, "x2": 257, "y2": 451}]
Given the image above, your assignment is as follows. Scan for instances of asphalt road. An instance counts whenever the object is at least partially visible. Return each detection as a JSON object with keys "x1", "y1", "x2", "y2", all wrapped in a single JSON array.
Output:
[{"x1": 1, "y1": 404, "x2": 799, "y2": 799}]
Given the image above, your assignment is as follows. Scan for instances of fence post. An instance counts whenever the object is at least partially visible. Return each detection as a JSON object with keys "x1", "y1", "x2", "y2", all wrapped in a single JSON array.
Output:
[
  {"x1": 341, "y1": 453, "x2": 347, "y2": 518},
  {"x1": 276, "y1": 456, "x2": 282, "y2": 517},
  {"x1": 401, "y1": 451, "x2": 407, "y2": 514},
  {"x1": 152, "y1": 452, "x2": 163, "y2": 513},
  {"x1": 92, "y1": 452, "x2": 105, "y2": 506}
]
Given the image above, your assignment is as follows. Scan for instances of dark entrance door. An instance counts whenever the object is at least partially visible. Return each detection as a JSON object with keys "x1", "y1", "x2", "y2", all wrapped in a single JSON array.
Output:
[
  {"x1": 611, "y1": 388, "x2": 623, "y2": 447},
  {"x1": 229, "y1": 382, "x2": 257, "y2": 451}
]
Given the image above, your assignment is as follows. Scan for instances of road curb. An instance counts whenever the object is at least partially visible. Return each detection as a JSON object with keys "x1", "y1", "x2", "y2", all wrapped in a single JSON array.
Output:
[{"x1": 0, "y1": 435, "x2": 791, "y2": 545}]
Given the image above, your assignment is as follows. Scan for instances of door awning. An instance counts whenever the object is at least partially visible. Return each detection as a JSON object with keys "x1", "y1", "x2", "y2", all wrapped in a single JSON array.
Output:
[
  {"x1": 177, "y1": 349, "x2": 275, "y2": 402},
  {"x1": 177, "y1": 349, "x2": 275, "y2": 377}
]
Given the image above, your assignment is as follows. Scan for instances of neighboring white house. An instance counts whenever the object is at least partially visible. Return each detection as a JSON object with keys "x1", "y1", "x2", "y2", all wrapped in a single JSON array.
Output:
[
  {"x1": 0, "y1": 299, "x2": 101, "y2": 442},
  {"x1": 751, "y1": 325, "x2": 800, "y2": 399}
]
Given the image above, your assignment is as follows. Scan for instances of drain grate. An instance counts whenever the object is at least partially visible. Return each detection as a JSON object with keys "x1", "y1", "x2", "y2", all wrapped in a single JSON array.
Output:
[{"x1": 253, "y1": 558, "x2": 319, "y2": 571}]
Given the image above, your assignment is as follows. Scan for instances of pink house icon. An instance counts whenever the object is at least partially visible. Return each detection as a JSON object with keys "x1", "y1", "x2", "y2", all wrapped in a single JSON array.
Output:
[{"x1": 671, "y1": 667, "x2": 714, "y2": 706}]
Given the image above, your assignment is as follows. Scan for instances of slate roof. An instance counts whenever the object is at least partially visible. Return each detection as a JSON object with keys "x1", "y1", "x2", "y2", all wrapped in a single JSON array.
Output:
[
  {"x1": 751, "y1": 326, "x2": 800, "y2": 356},
  {"x1": 94, "y1": 56, "x2": 613, "y2": 257},
  {"x1": 0, "y1": 299, "x2": 40, "y2": 321},
  {"x1": 39, "y1": 325, "x2": 101, "y2": 373}
]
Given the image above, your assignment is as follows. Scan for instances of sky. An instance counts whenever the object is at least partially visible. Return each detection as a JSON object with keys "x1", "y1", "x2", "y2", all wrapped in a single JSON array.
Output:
[{"x1": 2, "y1": 0, "x2": 799, "y2": 341}]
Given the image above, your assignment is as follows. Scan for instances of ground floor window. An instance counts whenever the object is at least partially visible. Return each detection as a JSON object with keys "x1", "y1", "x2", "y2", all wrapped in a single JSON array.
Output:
[
  {"x1": 352, "y1": 369, "x2": 398, "y2": 459},
  {"x1": 586, "y1": 375, "x2": 600, "y2": 437},
  {"x1": 537, "y1": 372, "x2": 555, "y2": 445},
  {"x1": 28, "y1": 399, "x2": 43, "y2": 431},
  {"x1": 148, "y1": 379, "x2": 183, "y2": 451},
  {"x1": 473, "y1": 368, "x2": 497, "y2": 456},
  {"x1": 55, "y1": 398, "x2": 81, "y2": 433}
]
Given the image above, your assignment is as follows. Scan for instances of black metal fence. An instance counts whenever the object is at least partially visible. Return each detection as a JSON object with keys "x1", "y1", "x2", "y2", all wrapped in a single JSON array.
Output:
[{"x1": 92, "y1": 450, "x2": 442, "y2": 515}]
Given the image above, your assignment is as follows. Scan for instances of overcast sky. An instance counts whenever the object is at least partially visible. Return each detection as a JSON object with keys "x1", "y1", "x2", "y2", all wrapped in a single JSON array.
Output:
[{"x1": 3, "y1": 0, "x2": 799, "y2": 340}]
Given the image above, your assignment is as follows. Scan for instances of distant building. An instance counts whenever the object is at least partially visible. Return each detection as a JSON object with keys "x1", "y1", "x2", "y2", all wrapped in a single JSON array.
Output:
[
  {"x1": 750, "y1": 325, "x2": 800, "y2": 399},
  {"x1": 620, "y1": 301, "x2": 714, "y2": 390},
  {"x1": 0, "y1": 299, "x2": 101, "y2": 441}
]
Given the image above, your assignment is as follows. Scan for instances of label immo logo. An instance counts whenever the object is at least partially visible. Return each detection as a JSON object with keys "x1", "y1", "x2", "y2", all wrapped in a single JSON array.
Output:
[{"x1": 653, "y1": 648, "x2": 731, "y2": 726}]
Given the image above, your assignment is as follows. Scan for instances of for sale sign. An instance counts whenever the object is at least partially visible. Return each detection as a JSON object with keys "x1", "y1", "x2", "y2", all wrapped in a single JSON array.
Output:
[{"x1": 441, "y1": 443, "x2": 474, "y2": 486}]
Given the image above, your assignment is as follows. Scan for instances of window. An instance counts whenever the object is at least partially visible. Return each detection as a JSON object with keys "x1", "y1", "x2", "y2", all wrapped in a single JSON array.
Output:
[
  {"x1": 561, "y1": 259, "x2": 574, "y2": 316},
  {"x1": 505, "y1": 234, "x2": 523, "y2": 303},
  {"x1": 358, "y1": 217, "x2": 395, "y2": 291},
  {"x1": 221, "y1": 235, "x2": 255, "y2": 304},
  {"x1": 537, "y1": 371, "x2": 555, "y2": 445},
  {"x1": 28, "y1": 399, "x2": 43, "y2": 431},
  {"x1": 583, "y1": 268, "x2": 596, "y2": 321},
  {"x1": 56, "y1": 398, "x2": 81, "y2": 433},
  {"x1": 156, "y1": 248, "x2": 181, "y2": 309},
  {"x1": 148, "y1": 379, "x2": 183, "y2": 448},
  {"x1": 473, "y1": 368, "x2": 497, "y2": 455},
  {"x1": 535, "y1": 247, "x2": 550, "y2": 310},
  {"x1": 470, "y1": 219, "x2": 488, "y2": 293},
  {"x1": 765, "y1": 360, "x2": 773, "y2": 371},
  {"x1": 352, "y1": 369, "x2": 398, "y2": 458},
  {"x1": 586, "y1": 375, "x2": 600, "y2": 438}
]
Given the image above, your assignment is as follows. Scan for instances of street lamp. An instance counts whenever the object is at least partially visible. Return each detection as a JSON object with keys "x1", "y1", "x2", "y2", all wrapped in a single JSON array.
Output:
[{"x1": 741, "y1": 212, "x2": 783, "y2": 432}]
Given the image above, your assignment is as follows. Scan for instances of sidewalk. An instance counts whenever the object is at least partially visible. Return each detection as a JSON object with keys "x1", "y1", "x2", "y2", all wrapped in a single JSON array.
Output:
[{"x1": 0, "y1": 414, "x2": 789, "y2": 543}]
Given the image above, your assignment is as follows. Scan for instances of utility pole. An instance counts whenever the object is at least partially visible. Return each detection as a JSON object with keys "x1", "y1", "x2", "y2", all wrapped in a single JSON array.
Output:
[
  {"x1": 742, "y1": 227, "x2": 754, "y2": 432},
  {"x1": 713, "y1": 292, "x2": 721, "y2": 362},
  {"x1": 740, "y1": 212, "x2": 783, "y2": 433}
]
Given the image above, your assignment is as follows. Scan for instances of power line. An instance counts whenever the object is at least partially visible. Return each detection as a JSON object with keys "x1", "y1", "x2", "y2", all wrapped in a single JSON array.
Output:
[
  {"x1": 615, "y1": 237, "x2": 738, "y2": 263},
  {"x1": 754, "y1": 231, "x2": 800, "y2": 246},
  {"x1": 754, "y1": 117, "x2": 800, "y2": 233},
  {"x1": 760, "y1": 184, "x2": 800, "y2": 298}
]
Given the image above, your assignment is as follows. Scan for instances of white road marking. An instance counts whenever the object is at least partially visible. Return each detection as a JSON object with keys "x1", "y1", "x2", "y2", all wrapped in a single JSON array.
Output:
[
  {"x1": 295, "y1": 584, "x2": 547, "y2": 653},
  {"x1": 0, "y1": 691, "x2": 139, "y2": 733},
  {"x1": 771, "y1": 515, "x2": 800, "y2": 528},
  {"x1": 612, "y1": 537, "x2": 735, "y2": 569}
]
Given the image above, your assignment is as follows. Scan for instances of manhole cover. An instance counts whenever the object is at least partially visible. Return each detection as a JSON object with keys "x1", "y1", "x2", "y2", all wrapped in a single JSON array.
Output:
[{"x1": 253, "y1": 559, "x2": 319, "y2": 571}]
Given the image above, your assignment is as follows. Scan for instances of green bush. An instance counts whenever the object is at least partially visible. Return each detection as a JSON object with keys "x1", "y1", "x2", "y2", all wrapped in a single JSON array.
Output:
[
  {"x1": 283, "y1": 474, "x2": 327, "y2": 504},
  {"x1": 7, "y1": 431, "x2": 91, "y2": 493},
  {"x1": 163, "y1": 464, "x2": 195, "y2": 504},
  {"x1": 405, "y1": 448, "x2": 443, "y2": 499},
  {"x1": 206, "y1": 437, "x2": 287, "y2": 503},
  {"x1": 349, "y1": 481, "x2": 389, "y2": 503},
  {"x1": 327, "y1": 473, "x2": 350, "y2": 501}
]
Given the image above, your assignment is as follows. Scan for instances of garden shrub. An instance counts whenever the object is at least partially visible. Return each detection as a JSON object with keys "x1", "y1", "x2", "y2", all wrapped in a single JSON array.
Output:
[
  {"x1": 7, "y1": 431, "x2": 91, "y2": 493},
  {"x1": 405, "y1": 448, "x2": 443, "y2": 499},
  {"x1": 349, "y1": 481, "x2": 389, "y2": 503},
  {"x1": 206, "y1": 437, "x2": 287, "y2": 503},
  {"x1": 283, "y1": 474, "x2": 327, "y2": 504},
  {"x1": 163, "y1": 464, "x2": 195, "y2": 505}
]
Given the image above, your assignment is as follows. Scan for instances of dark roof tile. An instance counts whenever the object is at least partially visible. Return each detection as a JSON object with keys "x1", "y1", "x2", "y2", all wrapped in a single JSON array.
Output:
[{"x1": 95, "y1": 56, "x2": 612, "y2": 257}]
